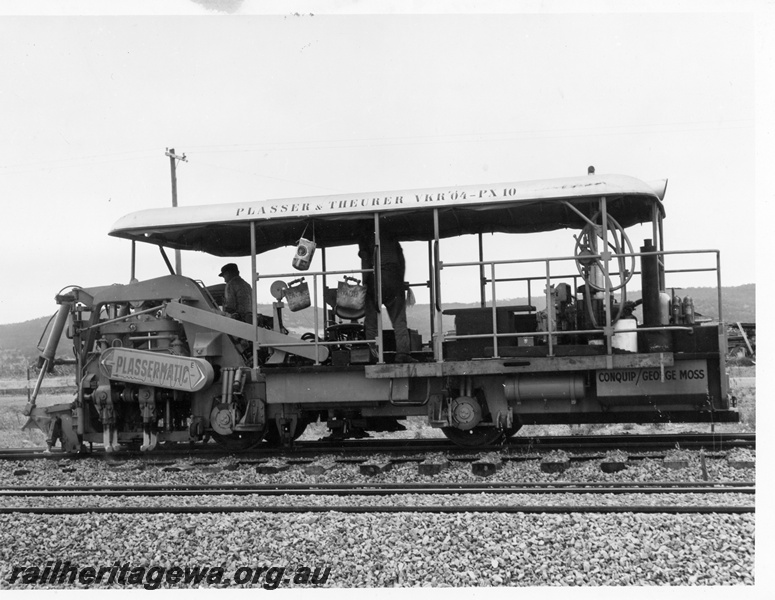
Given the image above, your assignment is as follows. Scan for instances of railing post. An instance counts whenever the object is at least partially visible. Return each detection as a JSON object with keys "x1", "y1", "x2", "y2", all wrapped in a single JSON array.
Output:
[
  {"x1": 312, "y1": 273, "x2": 320, "y2": 364},
  {"x1": 490, "y1": 262, "x2": 498, "y2": 358},
  {"x1": 544, "y1": 259, "x2": 553, "y2": 356}
]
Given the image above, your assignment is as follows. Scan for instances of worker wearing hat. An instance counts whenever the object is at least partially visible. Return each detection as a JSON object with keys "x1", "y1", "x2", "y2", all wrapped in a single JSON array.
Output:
[{"x1": 219, "y1": 263, "x2": 253, "y2": 323}]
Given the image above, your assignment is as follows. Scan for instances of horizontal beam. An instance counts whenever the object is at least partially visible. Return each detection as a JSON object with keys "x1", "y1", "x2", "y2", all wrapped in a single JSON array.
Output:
[{"x1": 365, "y1": 353, "x2": 674, "y2": 379}]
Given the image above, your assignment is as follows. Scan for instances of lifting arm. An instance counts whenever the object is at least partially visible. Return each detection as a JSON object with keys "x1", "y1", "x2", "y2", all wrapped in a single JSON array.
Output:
[{"x1": 164, "y1": 301, "x2": 329, "y2": 363}]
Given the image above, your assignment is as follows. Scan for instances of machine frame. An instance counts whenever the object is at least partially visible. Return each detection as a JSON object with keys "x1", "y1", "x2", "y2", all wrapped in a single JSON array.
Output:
[{"x1": 26, "y1": 172, "x2": 736, "y2": 451}]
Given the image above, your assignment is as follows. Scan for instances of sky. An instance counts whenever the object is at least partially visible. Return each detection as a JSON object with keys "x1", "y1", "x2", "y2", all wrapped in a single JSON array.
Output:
[{"x1": 0, "y1": 0, "x2": 769, "y2": 325}]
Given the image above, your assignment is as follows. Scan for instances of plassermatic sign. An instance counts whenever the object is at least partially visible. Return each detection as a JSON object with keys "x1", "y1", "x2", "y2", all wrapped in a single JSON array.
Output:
[{"x1": 99, "y1": 347, "x2": 214, "y2": 392}]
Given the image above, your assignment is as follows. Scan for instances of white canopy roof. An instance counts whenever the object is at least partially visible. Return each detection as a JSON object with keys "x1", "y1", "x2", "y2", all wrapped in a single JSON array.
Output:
[{"x1": 109, "y1": 174, "x2": 667, "y2": 257}]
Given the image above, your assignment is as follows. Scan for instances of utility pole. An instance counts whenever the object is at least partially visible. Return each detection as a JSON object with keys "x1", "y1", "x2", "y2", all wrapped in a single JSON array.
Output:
[{"x1": 165, "y1": 147, "x2": 187, "y2": 275}]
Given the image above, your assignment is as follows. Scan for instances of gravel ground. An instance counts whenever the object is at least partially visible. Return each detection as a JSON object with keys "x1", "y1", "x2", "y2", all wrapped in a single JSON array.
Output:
[
  {"x1": 0, "y1": 451, "x2": 756, "y2": 488},
  {"x1": 0, "y1": 450, "x2": 756, "y2": 588},
  {"x1": 0, "y1": 491, "x2": 754, "y2": 510},
  {"x1": 0, "y1": 511, "x2": 754, "y2": 588}
]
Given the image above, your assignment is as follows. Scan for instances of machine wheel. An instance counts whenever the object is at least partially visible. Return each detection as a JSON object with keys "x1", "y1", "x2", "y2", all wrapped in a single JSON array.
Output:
[
  {"x1": 263, "y1": 419, "x2": 309, "y2": 446},
  {"x1": 442, "y1": 426, "x2": 505, "y2": 447},
  {"x1": 211, "y1": 430, "x2": 265, "y2": 451}
]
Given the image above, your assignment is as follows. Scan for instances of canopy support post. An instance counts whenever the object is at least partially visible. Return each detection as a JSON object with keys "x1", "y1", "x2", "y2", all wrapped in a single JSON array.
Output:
[
  {"x1": 374, "y1": 214, "x2": 384, "y2": 364},
  {"x1": 432, "y1": 208, "x2": 443, "y2": 362},
  {"x1": 478, "y1": 233, "x2": 486, "y2": 308},
  {"x1": 250, "y1": 221, "x2": 259, "y2": 372},
  {"x1": 600, "y1": 196, "x2": 614, "y2": 358},
  {"x1": 130, "y1": 241, "x2": 136, "y2": 282}
]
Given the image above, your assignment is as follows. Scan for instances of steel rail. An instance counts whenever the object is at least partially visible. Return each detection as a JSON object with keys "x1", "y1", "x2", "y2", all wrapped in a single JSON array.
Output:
[
  {"x1": 0, "y1": 432, "x2": 756, "y2": 460},
  {"x1": 0, "y1": 486, "x2": 755, "y2": 497},
  {"x1": 0, "y1": 505, "x2": 754, "y2": 515},
  {"x1": 0, "y1": 480, "x2": 755, "y2": 490},
  {"x1": 0, "y1": 481, "x2": 755, "y2": 497}
]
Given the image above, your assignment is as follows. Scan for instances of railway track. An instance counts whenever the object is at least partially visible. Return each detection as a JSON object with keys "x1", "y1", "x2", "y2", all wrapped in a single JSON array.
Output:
[
  {"x1": 0, "y1": 505, "x2": 752, "y2": 515},
  {"x1": 0, "y1": 432, "x2": 755, "y2": 461},
  {"x1": 0, "y1": 480, "x2": 754, "y2": 515},
  {"x1": 0, "y1": 480, "x2": 755, "y2": 495}
]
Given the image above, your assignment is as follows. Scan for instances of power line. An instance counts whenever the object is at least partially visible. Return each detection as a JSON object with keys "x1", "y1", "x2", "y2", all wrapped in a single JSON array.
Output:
[
  {"x1": 0, "y1": 117, "x2": 753, "y2": 175},
  {"x1": 0, "y1": 148, "x2": 158, "y2": 171},
  {"x1": 195, "y1": 159, "x2": 341, "y2": 193},
  {"x1": 183, "y1": 118, "x2": 753, "y2": 154}
]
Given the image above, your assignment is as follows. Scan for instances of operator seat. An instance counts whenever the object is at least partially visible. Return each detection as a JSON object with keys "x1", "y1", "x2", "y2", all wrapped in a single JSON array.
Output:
[{"x1": 324, "y1": 287, "x2": 365, "y2": 343}]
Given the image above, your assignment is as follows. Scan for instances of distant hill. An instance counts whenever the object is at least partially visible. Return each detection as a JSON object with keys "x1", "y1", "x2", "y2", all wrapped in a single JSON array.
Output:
[
  {"x1": 0, "y1": 316, "x2": 55, "y2": 375},
  {"x1": 0, "y1": 316, "x2": 54, "y2": 355},
  {"x1": 0, "y1": 284, "x2": 755, "y2": 374}
]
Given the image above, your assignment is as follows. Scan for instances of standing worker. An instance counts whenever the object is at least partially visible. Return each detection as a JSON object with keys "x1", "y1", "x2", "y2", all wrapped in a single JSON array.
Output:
[
  {"x1": 219, "y1": 263, "x2": 253, "y2": 322},
  {"x1": 359, "y1": 232, "x2": 416, "y2": 363}
]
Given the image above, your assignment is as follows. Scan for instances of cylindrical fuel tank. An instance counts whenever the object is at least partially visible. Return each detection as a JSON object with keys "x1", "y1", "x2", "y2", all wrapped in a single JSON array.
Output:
[
  {"x1": 612, "y1": 317, "x2": 638, "y2": 353},
  {"x1": 658, "y1": 292, "x2": 671, "y2": 325},
  {"x1": 504, "y1": 374, "x2": 585, "y2": 403}
]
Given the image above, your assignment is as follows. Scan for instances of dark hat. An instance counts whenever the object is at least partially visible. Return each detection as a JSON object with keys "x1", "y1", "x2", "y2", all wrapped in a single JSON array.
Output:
[{"x1": 219, "y1": 263, "x2": 239, "y2": 277}]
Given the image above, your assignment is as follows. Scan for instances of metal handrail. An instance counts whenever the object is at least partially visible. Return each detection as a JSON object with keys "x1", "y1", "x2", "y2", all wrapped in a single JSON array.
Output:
[{"x1": 439, "y1": 248, "x2": 721, "y2": 358}]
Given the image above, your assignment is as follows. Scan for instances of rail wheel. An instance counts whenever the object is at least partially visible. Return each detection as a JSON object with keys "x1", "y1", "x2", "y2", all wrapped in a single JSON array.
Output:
[
  {"x1": 502, "y1": 424, "x2": 523, "y2": 438},
  {"x1": 209, "y1": 401, "x2": 266, "y2": 451},
  {"x1": 264, "y1": 419, "x2": 309, "y2": 446},
  {"x1": 211, "y1": 430, "x2": 265, "y2": 451},
  {"x1": 442, "y1": 426, "x2": 504, "y2": 447}
]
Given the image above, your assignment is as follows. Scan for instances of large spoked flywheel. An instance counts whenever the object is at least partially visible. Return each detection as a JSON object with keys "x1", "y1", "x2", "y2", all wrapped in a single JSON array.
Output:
[{"x1": 574, "y1": 212, "x2": 635, "y2": 293}]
